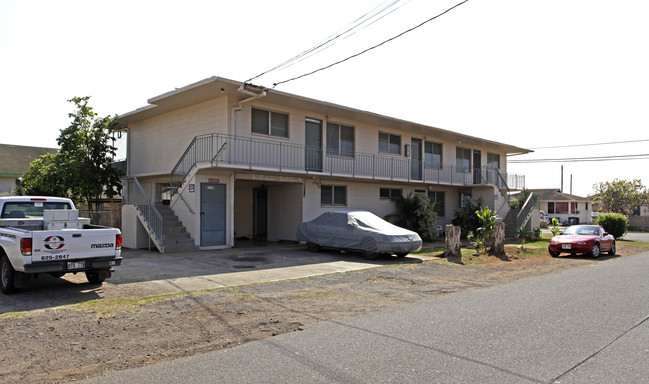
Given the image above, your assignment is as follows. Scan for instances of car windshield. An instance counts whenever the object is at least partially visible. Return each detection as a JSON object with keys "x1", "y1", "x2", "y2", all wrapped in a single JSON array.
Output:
[
  {"x1": 1, "y1": 202, "x2": 72, "y2": 219},
  {"x1": 563, "y1": 226, "x2": 599, "y2": 236}
]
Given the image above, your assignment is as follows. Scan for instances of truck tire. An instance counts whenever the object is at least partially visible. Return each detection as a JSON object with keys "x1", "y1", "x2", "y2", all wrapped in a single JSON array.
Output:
[
  {"x1": 85, "y1": 271, "x2": 106, "y2": 285},
  {"x1": 1, "y1": 255, "x2": 17, "y2": 294}
]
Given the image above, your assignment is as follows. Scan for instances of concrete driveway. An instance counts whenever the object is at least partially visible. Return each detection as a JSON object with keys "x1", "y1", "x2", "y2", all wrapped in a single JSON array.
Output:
[
  {"x1": 109, "y1": 243, "x2": 431, "y2": 294},
  {"x1": 2, "y1": 242, "x2": 434, "y2": 313}
]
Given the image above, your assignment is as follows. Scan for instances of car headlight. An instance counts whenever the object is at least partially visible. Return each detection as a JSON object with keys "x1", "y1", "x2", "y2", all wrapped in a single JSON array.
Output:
[
  {"x1": 550, "y1": 241, "x2": 558, "y2": 245},
  {"x1": 577, "y1": 242, "x2": 586, "y2": 245}
]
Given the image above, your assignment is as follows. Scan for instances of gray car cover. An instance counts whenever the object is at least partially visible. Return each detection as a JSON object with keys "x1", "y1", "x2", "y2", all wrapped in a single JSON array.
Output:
[{"x1": 296, "y1": 210, "x2": 422, "y2": 254}]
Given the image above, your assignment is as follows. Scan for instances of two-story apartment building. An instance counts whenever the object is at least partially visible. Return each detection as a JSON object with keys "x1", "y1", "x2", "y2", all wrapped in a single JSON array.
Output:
[{"x1": 117, "y1": 77, "x2": 530, "y2": 252}]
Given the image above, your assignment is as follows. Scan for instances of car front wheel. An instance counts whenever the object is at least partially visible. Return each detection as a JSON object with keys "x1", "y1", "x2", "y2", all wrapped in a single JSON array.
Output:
[
  {"x1": 306, "y1": 242, "x2": 320, "y2": 252},
  {"x1": 608, "y1": 242, "x2": 616, "y2": 256},
  {"x1": 549, "y1": 249, "x2": 560, "y2": 258},
  {"x1": 591, "y1": 243, "x2": 601, "y2": 258}
]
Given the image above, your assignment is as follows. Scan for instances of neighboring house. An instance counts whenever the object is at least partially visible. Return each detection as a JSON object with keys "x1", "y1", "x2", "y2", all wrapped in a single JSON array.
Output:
[
  {"x1": 629, "y1": 205, "x2": 649, "y2": 231},
  {"x1": 116, "y1": 76, "x2": 531, "y2": 252},
  {"x1": 532, "y1": 189, "x2": 594, "y2": 225},
  {"x1": 0, "y1": 144, "x2": 58, "y2": 196}
]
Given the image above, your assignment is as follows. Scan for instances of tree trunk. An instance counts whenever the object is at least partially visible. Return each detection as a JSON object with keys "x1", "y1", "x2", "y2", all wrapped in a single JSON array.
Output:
[
  {"x1": 490, "y1": 221, "x2": 506, "y2": 257},
  {"x1": 443, "y1": 224, "x2": 462, "y2": 263}
]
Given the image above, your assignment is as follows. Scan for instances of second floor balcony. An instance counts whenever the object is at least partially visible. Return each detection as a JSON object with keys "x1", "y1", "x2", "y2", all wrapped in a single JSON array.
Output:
[{"x1": 171, "y1": 133, "x2": 525, "y2": 191}]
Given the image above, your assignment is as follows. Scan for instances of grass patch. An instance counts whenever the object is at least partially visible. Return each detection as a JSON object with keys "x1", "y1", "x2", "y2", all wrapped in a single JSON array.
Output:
[
  {"x1": 619, "y1": 239, "x2": 649, "y2": 247},
  {"x1": 414, "y1": 247, "x2": 445, "y2": 255},
  {"x1": 0, "y1": 311, "x2": 31, "y2": 319}
]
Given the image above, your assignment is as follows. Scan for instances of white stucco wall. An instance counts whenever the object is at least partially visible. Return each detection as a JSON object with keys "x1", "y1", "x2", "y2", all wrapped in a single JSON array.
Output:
[
  {"x1": 237, "y1": 101, "x2": 510, "y2": 179},
  {"x1": 128, "y1": 96, "x2": 229, "y2": 176},
  {"x1": 121, "y1": 204, "x2": 155, "y2": 249},
  {"x1": 267, "y1": 183, "x2": 303, "y2": 242},
  {"x1": 301, "y1": 180, "x2": 467, "y2": 230}
]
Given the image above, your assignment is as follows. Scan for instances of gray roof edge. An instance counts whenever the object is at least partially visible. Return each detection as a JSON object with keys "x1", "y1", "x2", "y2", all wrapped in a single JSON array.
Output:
[{"x1": 116, "y1": 76, "x2": 532, "y2": 154}]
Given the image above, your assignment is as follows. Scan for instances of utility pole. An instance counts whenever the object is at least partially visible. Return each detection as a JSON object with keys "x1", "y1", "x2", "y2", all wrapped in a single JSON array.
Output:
[{"x1": 561, "y1": 165, "x2": 563, "y2": 192}]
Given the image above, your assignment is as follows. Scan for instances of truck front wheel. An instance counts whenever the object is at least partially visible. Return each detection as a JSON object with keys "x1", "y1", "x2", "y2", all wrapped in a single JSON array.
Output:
[
  {"x1": 1, "y1": 255, "x2": 17, "y2": 294},
  {"x1": 85, "y1": 270, "x2": 106, "y2": 285}
]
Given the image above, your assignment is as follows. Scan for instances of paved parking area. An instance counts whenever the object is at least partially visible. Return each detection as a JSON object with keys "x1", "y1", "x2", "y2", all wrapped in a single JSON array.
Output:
[
  {"x1": 109, "y1": 243, "x2": 431, "y2": 293},
  {"x1": 1, "y1": 243, "x2": 434, "y2": 313}
]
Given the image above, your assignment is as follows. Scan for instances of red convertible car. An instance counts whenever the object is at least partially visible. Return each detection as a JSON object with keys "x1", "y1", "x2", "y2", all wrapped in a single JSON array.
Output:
[{"x1": 548, "y1": 225, "x2": 615, "y2": 258}]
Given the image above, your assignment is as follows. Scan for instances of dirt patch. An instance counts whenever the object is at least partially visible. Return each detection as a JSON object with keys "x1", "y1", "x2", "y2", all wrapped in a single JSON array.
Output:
[{"x1": 0, "y1": 243, "x2": 646, "y2": 383}]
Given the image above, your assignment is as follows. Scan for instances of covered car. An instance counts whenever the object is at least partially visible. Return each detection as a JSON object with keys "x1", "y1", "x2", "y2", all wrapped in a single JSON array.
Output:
[
  {"x1": 296, "y1": 210, "x2": 422, "y2": 258},
  {"x1": 548, "y1": 224, "x2": 615, "y2": 258}
]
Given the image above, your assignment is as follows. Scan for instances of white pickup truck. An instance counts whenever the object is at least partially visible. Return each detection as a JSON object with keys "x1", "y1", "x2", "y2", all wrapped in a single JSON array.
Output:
[{"x1": 0, "y1": 196, "x2": 122, "y2": 294}]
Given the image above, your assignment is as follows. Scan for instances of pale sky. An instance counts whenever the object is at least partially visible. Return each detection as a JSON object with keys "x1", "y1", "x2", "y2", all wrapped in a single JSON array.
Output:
[{"x1": 1, "y1": 0, "x2": 647, "y2": 197}]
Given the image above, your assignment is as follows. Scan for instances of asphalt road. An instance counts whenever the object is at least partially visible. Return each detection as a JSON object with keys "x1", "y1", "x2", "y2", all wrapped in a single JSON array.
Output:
[{"x1": 84, "y1": 251, "x2": 649, "y2": 384}]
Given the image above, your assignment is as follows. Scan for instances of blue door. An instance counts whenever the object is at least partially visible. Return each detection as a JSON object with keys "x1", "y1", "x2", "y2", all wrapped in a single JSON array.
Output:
[{"x1": 201, "y1": 183, "x2": 226, "y2": 246}]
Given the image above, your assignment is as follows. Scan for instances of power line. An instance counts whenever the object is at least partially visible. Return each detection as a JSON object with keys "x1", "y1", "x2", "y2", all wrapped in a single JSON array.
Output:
[
  {"x1": 271, "y1": 0, "x2": 470, "y2": 87},
  {"x1": 509, "y1": 153, "x2": 649, "y2": 163},
  {"x1": 245, "y1": 0, "x2": 409, "y2": 84},
  {"x1": 529, "y1": 139, "x2": 649, "y2": 150}
]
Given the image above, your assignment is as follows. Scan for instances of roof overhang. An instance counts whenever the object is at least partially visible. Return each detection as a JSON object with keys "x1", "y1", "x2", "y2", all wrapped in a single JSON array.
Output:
[{"x1": 116, "y1": 76, "x2": 532, "y2": 155}]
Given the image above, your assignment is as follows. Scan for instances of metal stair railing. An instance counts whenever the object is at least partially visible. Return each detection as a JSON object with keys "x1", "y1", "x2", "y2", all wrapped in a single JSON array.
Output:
[
  {"x1": 123, "y1": 177, "x2": 163, "y2": 249},
  {"x1": 169, "y1": 136, "x2": 229, "y2": 214},
  {"x1": 494, "y1": 168, "x2": 513, "y2": 217},
  {"x1": 170, "y1": 135, "x2": 199, "y2": 192},
  {"x1": 516, "y1": 192, "x2": 538, "y2": 231}
]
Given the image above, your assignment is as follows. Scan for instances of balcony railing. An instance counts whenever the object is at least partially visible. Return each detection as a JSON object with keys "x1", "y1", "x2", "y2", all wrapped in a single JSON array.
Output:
[{"x1": 170, "y1": 133, "x2": 525, "y2": 190}]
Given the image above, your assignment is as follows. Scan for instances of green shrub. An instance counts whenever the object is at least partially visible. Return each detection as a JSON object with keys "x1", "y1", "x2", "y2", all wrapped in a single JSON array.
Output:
[
  {"x1": 596, "y1": 213, "x2": 628, "y2": 238},
  {"x1": 452, "y1": 197, "x2": 484, "y2": 238},
  {"x1": 517, "y1": 227, "x2": 527, "y2": 249},
  {"x1": 476, "y1": 206, "x2": 500, "y2": 249},
  {"x1": 549, "y1": 218, "x2": 561, "y2": 236},
  {"x1": 386, "y1": 192, "x2": 439, "y2": 241},
  {"x1": 510, "y1": 189, "x2": 531, "y2": 210}
]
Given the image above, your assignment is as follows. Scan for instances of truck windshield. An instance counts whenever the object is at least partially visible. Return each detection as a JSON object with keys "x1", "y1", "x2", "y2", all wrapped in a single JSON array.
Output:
[{"x1": 1, "y1": 202, "x2": 72, "y2": 219}]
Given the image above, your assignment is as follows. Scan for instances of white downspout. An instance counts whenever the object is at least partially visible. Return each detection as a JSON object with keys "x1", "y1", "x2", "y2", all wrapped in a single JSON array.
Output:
[{"x1": 231, "y1": 85, "x2": 267, "y2": 137}]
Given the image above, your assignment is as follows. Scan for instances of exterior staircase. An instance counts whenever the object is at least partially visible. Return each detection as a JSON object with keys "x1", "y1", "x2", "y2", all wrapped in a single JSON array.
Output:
[
  {"x1": 156, "y1": 205, "x2": 198, "y2": 253},
  {"x1": 504, "y1": 208, "x2": 521, "y2": 238},
  {"x1": 503, "y1": 192, "x2": 538, "y2": 238}
]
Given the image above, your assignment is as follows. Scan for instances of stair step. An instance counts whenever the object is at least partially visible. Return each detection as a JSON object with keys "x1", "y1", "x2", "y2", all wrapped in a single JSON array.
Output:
[
  {"x1": 162, "y1": 233, "x2": 192, "y2": 242},
  {"x1": 162, "y1": 227, "x2": 184, "y2": 234},
  {"x1": 137, "y1": 205, "x2": 197, "y2": 253}
]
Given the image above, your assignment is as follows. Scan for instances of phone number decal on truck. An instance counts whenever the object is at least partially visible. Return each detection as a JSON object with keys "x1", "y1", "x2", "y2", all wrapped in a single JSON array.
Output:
[{"x1": 40, "y1": 254, "x2": 70, "y2": 261}]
